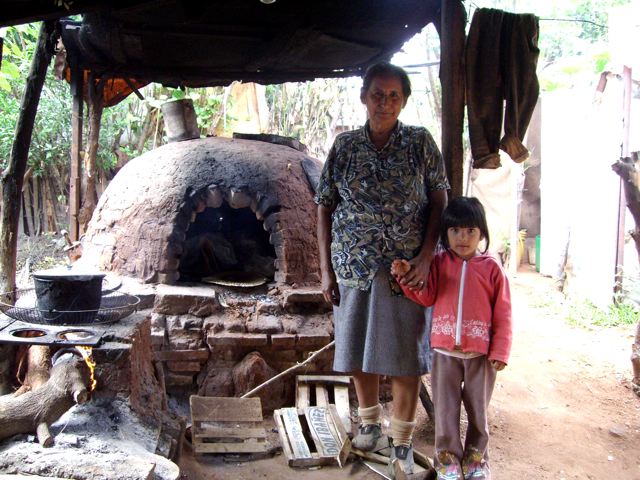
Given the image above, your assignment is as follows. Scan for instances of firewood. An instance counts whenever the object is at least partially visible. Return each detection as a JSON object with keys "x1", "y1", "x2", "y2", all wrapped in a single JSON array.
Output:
[
  {"x1": 0, "y1": 355, "x2": 91, "y2": 447},
  {"x1": 14, "y1": 346, "x2": 51, "y2": 397}
]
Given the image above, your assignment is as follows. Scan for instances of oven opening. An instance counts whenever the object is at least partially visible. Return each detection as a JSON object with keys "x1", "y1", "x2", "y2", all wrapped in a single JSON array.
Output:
[{"x1": 178, "y1": 202, "x2": 277, "y2": 284}]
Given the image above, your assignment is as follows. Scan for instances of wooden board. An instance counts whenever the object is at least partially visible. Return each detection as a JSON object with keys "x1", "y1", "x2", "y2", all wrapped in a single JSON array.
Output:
[
  {"x1": 274, "y1": 405, "x2": 350, "y2": 468},
  {"x1": 295, "y1": 375, "x2": 352, "y2": 432},
  {"x1": 190, "y1": 395, "x2": 269, "y2": 454}
]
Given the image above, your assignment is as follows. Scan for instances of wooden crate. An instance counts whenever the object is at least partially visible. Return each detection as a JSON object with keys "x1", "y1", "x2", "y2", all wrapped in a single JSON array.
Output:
[
  {"x1": 295, "y1": 374, "x2": 351, "y2": 432},
  {"x1": 190, "y1": 396, "x2": 269, "y2": 454},
  {"x1": 274, "y1": 405, "x2": 351, "y2": 468}
]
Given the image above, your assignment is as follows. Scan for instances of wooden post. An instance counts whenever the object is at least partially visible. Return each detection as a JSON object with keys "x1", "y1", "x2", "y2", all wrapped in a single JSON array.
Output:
[
  {"x1": 69, "y1": 58, "x2": 84, "y2": 242},
  {"x1": 614, "y1": 66, "x2": 632, "y2": 300},
  {"x1": 436, "y1": 0, "x2": 466, "y2": 198},
  {"x1": 0, "y1": 21, "x2": 57, "y2": 293}
]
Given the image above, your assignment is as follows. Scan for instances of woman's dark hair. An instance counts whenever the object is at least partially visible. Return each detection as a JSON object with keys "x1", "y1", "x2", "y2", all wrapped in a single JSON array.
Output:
[
  {"x1": 361, "y1": 62, "x2": 412, "y2": 99},
  {"x1": 440, "y1": 196, "x2": 490, "y2": 253}
]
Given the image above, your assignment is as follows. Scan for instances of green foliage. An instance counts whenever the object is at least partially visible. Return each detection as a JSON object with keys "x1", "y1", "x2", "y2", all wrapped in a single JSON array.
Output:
[
  {"x1": 265, "y1": 79, "x2": 346, "y2": 158},
  {"x1": 565, "y1": 299, "x2": 638, "y2": 328}
]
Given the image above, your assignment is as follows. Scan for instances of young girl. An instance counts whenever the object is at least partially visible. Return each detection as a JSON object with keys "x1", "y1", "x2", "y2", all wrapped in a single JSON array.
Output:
[{"x1": 391, "y1": 196, "x2": 512, "y2": 480}]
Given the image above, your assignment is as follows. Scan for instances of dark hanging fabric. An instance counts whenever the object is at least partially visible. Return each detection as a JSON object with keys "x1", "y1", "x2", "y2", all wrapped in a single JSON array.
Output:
[{"x1": 465, "y1": 8, "x2": 540, "y2": 169}]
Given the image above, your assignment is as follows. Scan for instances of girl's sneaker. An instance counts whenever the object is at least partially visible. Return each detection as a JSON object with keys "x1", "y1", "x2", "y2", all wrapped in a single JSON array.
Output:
[
  {"x1": 387, "y1": 443, "x2": 414, "y2": 479},
  {"x1": 435, "y1": 451, "x2": 463, "y2": 480},
  {"x1": 352, "y1": 423, "x2": 383, "y2": 451},
  {"x1": 462, "y1": 448, "x2": 490, "y2": 480}
]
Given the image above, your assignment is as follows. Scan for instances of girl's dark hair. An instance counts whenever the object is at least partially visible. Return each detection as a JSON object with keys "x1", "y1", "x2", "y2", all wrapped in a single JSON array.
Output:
[
  {"x1": 440, "y1": 196, "x2": 490, "y2": 253},
  {"x1": 360, "y1": 62, "x2": 412, "y2": 99}
]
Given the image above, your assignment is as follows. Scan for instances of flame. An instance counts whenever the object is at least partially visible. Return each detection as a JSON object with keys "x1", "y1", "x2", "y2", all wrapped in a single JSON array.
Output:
[{"x1": 75, "y1": 346, "x2": 97, "y2": 392}]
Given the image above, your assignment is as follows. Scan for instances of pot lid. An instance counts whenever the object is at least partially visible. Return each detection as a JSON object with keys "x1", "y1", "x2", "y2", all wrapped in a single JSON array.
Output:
[
  {"x1": 202, "y1": 271, "x2": 268, "y2": 288},
  {"x1": 32, "y1": 267, "x2": 106, "y2": 280}
]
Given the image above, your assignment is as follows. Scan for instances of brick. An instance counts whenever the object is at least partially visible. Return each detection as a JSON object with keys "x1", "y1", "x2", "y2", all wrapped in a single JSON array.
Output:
[
  {"x1": 153, "y1": 349, "x2": 210, "y2": 362},
  {"x1": 296, "y1": 332, "x2": 332, "y2": 350},
  {"x1": 207, "y1": 332, "x2": 268, "y2": 348},
  {"x1": 167, "y1": 361, "x2": 202, "y2": 373},
  {"x1": 150, "y1": 329, "x2": 166, "y2": 348},
  {"x1": 165, "y1": 372, "x2": 194, "y2": 386},
  {"x1": 247, "y1": 313, "x2": 282, "y2": 334},
  {"x1": 270, "y1": 333, "x2": 296, "y2": 349}
]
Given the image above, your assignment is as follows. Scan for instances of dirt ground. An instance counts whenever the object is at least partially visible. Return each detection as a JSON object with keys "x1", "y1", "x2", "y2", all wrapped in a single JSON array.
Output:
[{"x1": 177, "y1": 265, "x2": 640, "y2": 480}]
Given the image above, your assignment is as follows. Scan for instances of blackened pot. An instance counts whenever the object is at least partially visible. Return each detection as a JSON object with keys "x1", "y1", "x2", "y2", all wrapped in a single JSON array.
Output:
[{"x1": 33, "y1": 269, "x2": 106, "y2": 323}]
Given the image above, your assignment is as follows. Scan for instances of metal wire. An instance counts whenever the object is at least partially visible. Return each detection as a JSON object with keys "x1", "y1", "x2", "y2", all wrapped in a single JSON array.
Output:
[{"x1": 0, "y1": 288, "x2": 140, "y2": 326}]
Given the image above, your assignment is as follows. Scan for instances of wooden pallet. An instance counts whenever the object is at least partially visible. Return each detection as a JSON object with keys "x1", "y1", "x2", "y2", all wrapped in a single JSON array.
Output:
[
  {"x1": 274, "y1": 405, "x2": 351, "y2": 468},
  {"x1": 295, "y1": 374, "x2": 351, "y2": 432},
  {"x1": 190, "y1": 396, "x2": 269, "y2": 454}
]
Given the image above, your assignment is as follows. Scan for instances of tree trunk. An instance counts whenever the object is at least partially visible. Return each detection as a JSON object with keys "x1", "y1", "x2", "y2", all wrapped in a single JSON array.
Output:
[
  {"x1": 612, "y1": 152, "x2": 640, "y2": 395},
  {"x1": 0, "y1": 21, "x2": 56, "y2": 293},
  {"x1": 0, "y1": 355, "x2": 90, "y2": 447},
  {"x1": 78, "y1": 77, "x2": 105, "y2": 234}
]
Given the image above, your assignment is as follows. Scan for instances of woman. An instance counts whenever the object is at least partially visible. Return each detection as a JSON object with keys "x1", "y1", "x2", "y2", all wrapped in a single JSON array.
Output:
[{"x1": 315, "y1": 62, "x2": 449, "y2": 477}]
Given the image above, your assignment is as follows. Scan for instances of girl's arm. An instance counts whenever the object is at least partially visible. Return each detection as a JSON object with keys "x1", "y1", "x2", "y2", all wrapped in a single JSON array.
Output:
[
  {"x1": 488, "y1": 266, "x2": 513, "y2": 365},
  {"x1": 391, "y1": 259, "x2": 437, "y2": 307}
]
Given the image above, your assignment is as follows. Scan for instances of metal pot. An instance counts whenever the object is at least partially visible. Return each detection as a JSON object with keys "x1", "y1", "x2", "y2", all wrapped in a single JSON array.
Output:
[{"x1": 32, "y1": 269, "x2": 106, "y2": 322}]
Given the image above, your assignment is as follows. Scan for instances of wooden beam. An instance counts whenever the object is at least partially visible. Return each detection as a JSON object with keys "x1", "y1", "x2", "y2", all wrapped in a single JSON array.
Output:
[
  {"x1": 436, "y1": 0, "x2": 466, "y2": 198},
  {"x1": 69, "y1": 59, "x2": 84, "y2": 242}
]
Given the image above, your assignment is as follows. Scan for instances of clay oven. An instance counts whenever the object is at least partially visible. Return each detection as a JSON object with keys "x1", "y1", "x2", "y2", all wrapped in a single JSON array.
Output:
[
  {"x1": 80, "y1": 135, "x2": 322, "y2": 287},
  {"x1": 76, "y1": 135, "x2": 333, "y2": 411}
]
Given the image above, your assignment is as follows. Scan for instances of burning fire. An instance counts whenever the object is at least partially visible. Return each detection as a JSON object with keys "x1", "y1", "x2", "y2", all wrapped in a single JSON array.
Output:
[{"x1": 75, "y1": 346, "x2": 97, "y2": 392}]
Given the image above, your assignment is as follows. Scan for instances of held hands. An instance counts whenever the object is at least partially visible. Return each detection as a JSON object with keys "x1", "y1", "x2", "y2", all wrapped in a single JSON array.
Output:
[
  {"x1": 391, "y1": 258, "x2": 426, "y2": 291},
  {"x1": 490, "y1": 359, "x2": 507, "y2": 371}
]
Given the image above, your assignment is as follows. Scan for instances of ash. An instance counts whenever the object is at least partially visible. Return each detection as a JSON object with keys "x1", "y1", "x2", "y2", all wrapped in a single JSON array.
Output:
[{"x1": 0, "y1": 396, "x2": 180, "y2": 480}]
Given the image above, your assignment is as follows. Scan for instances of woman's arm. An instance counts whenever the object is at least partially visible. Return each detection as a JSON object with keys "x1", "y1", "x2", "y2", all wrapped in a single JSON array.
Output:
[
  {"x1": 402, "y1": 188, "x2": 448, "y2": 287},
  {"x1": 317, "y1": 204, "x2": 340, "y2": 306}
]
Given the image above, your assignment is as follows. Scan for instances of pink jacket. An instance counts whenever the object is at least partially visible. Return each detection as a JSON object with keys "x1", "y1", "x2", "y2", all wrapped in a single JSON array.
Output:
[{"x1": 399, "y1": 250, "x2": 512, "y2": 364}]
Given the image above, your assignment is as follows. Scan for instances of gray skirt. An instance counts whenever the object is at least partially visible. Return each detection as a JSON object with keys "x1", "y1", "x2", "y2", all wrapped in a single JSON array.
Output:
[{"x1": 333, "y1": 269, "x2": 432, "y2": 376}]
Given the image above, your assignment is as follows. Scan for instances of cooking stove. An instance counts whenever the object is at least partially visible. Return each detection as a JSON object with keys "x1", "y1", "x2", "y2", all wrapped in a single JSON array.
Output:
[{"x1": 0, "y1": 315, "x2": 103, "y2": 347}]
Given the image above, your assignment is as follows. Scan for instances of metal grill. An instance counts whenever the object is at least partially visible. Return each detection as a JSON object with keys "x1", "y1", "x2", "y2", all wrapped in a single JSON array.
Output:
[{"x1": 0, "y1": 288, "x2": 140, "y2": 326}]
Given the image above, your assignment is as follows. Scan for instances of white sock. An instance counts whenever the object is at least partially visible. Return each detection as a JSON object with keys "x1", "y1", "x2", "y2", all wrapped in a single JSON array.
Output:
[
  {"x1": 358, "y1": 403, "x2": 383, "y2": 426},
  {"x1": 390, "y1": 416, "x2": 416, "y2": 446}
]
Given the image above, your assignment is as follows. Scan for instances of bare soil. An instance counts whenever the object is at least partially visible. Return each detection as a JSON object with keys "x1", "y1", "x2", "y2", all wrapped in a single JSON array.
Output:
[{"x1": 178, "y1": 265, "x2": 640, "y2": 480}]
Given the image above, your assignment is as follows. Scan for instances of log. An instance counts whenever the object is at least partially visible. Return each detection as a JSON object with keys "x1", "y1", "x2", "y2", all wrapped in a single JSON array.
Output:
[
  {"x1": 14, "y1": 346, "x2": 51, "y2": 397},
  {"x1": 0, "y1": 355, "x2": 90, "y2": 447}
]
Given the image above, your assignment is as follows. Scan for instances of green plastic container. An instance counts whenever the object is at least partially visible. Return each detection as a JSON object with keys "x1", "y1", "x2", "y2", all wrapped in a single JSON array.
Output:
[{"x1": 535, "y1": 235, "x2": 541, "y2": 272}]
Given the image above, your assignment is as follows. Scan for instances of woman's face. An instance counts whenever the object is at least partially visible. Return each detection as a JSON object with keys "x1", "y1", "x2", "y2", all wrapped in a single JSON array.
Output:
[{"x1": 361, "y1": 74, "x2": 406, "y2": 132}]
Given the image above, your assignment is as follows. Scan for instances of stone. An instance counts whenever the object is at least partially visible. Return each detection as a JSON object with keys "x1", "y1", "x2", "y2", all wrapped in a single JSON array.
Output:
[
  {"x1": 197, "y1": 366, "x2": 234, "y2": 397},
  {"x1": 232, "y1": 352, "x2": 287, "y2": 411}
]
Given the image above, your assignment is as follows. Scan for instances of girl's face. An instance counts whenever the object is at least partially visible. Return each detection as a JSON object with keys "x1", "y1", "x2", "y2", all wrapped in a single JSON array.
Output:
[{"x1": 447, "y1": 226, "x2": 483, "y2": 260}]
